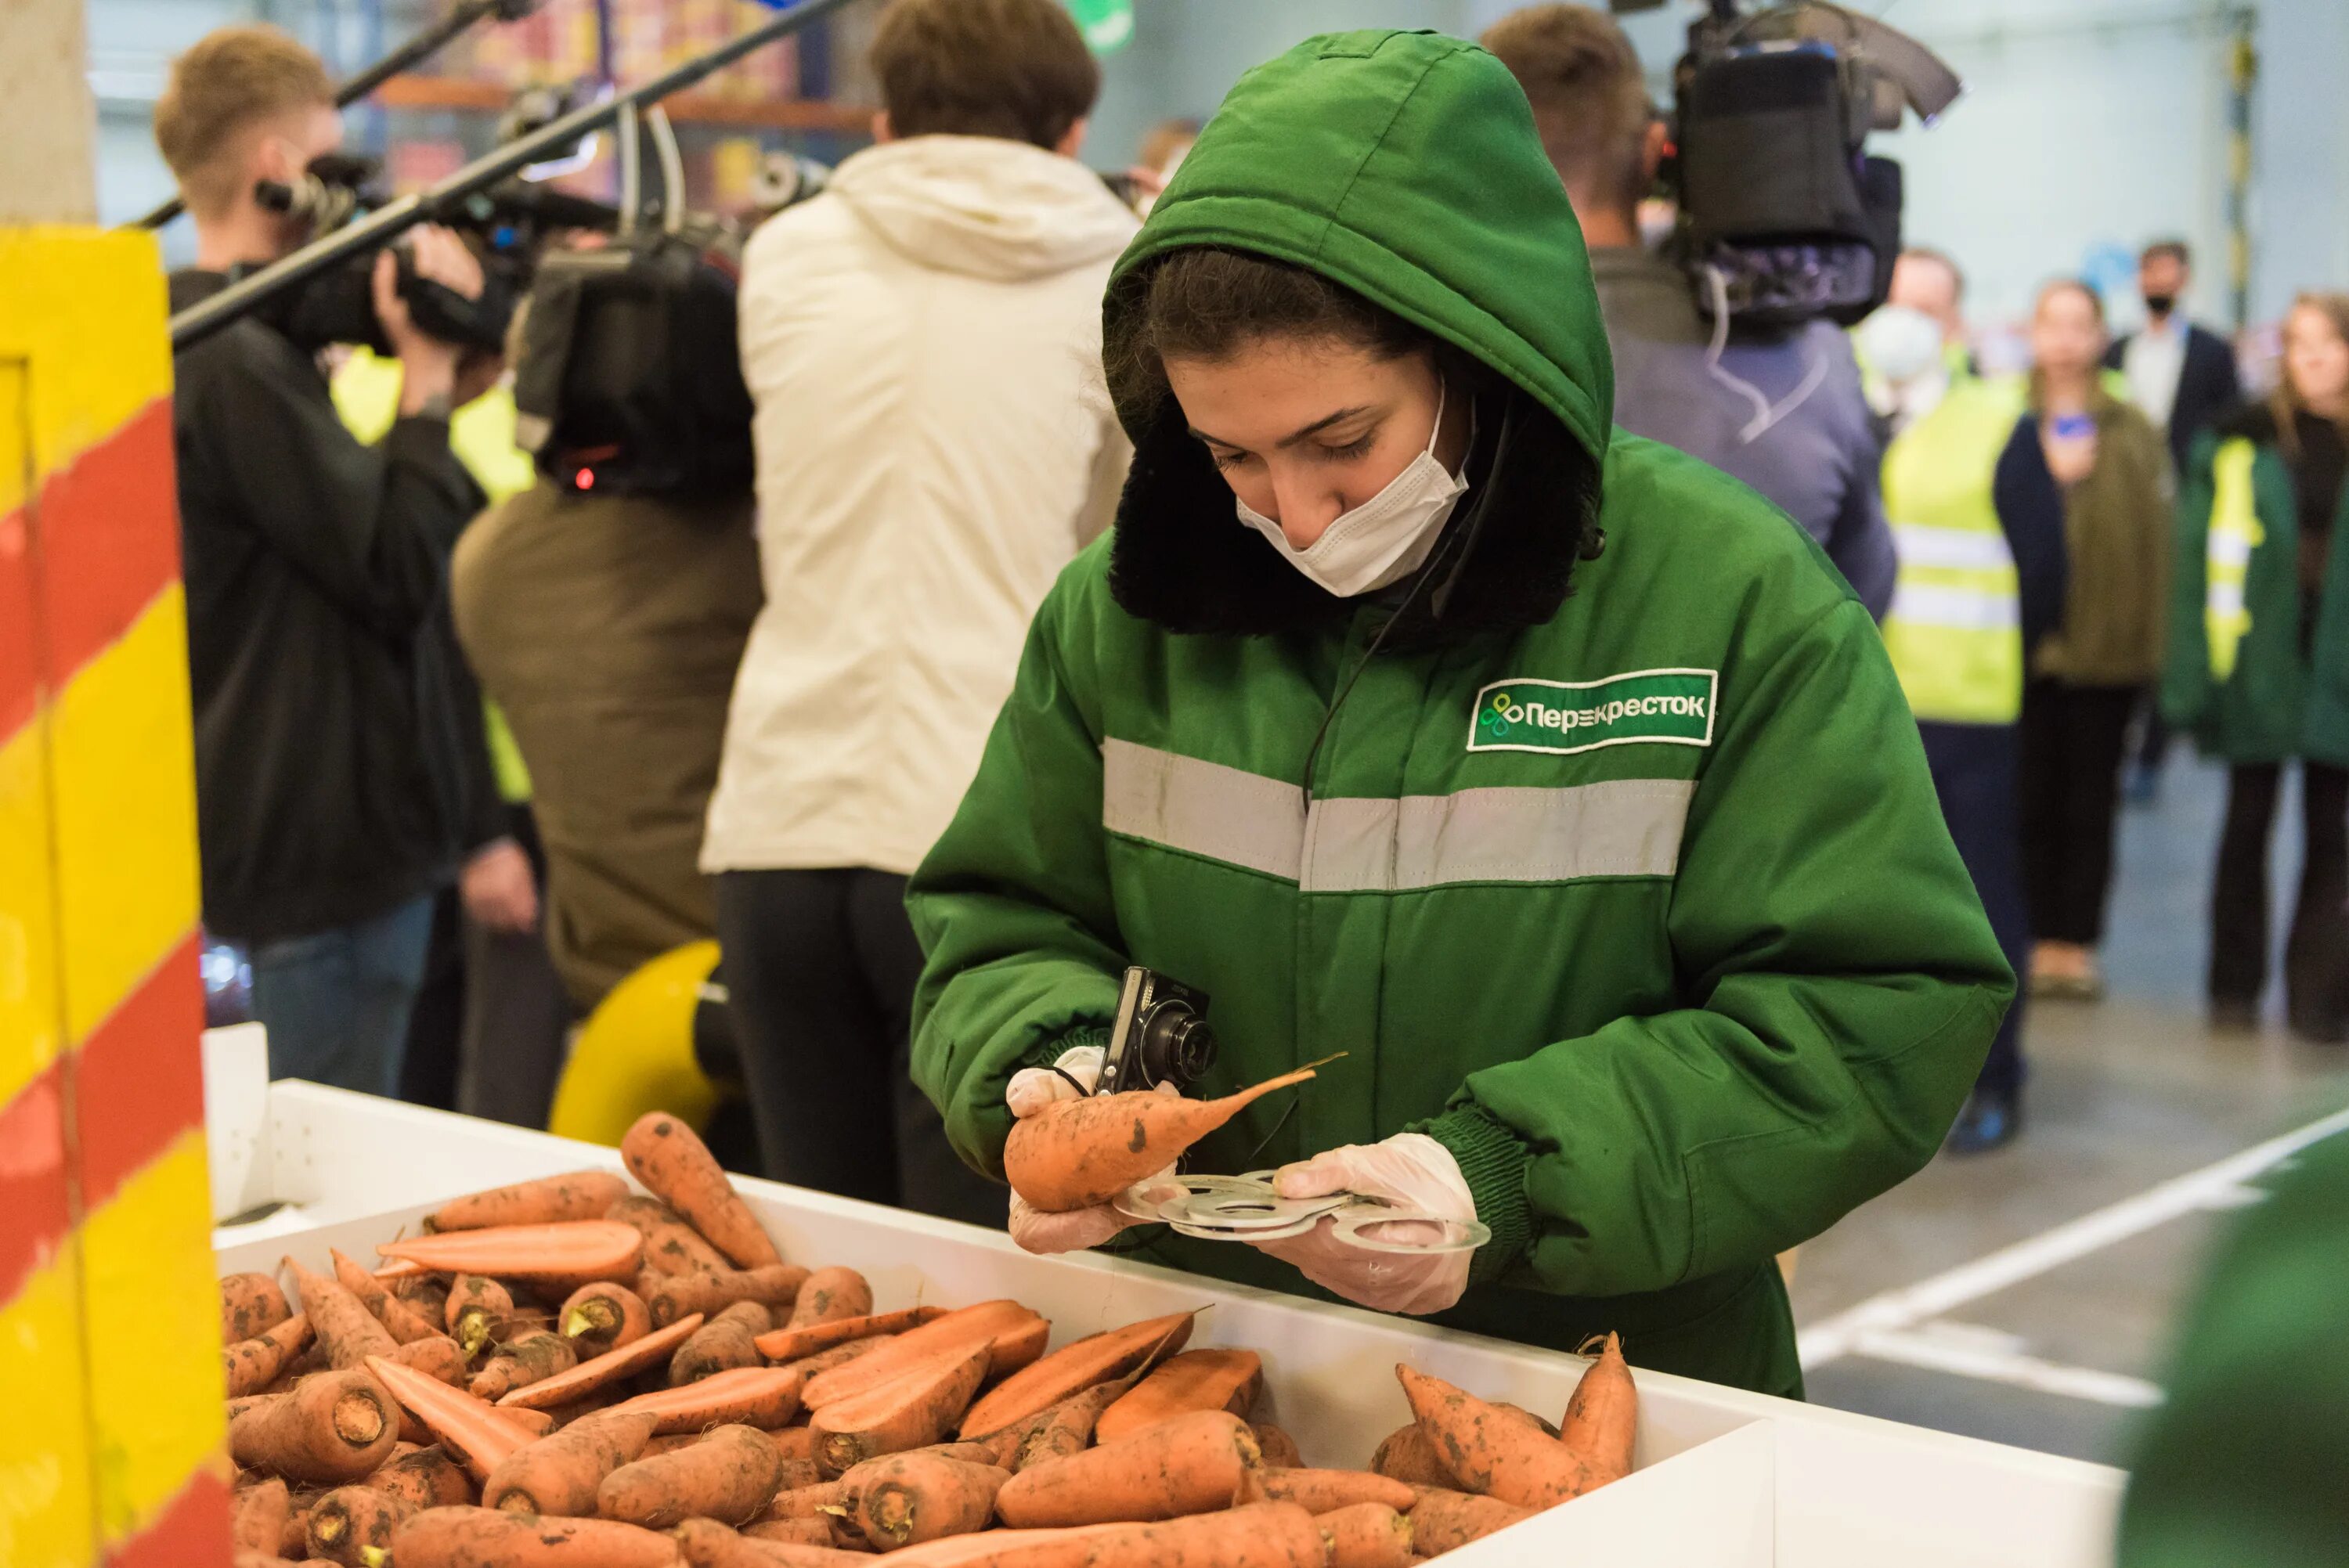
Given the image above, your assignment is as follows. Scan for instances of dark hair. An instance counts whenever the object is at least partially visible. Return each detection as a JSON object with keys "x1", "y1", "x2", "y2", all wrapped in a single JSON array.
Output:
[
  {"x1": 1479, "y1": 5, "x2": 1651, "y2": 214},
  {"x1": 2036, "y1": 276, "x2": 2106, "y2": 325},
  {"x1": 869, "y1": 0, "x2": 1099, "y2": 150},
  {"x1": 1106, "y1": 247, "x2": 1443, "y2": 431},
  {"x1": 2142, "y1": 239, "x2": 2192, "y2": 270}
]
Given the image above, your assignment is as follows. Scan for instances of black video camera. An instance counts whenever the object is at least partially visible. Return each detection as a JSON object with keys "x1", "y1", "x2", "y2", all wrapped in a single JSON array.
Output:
[
  {"x1": 1659, "y1": 1, "x2": 1959, "y2": 328},
  {"x1": 1100, "y1": 968, "x2": 1218, "y2": 1095}
]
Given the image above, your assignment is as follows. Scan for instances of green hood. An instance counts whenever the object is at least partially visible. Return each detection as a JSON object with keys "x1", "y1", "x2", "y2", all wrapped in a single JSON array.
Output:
[
  {"x1": 1113, "y1": 28, "x2": 1613, "y2": 459},
  {"x1": 1102, "y1": 30, "x2": 1616, "y2": 647}
]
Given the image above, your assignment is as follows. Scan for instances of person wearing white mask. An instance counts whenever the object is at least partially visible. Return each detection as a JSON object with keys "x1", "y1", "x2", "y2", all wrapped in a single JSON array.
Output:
[{"x1": 906, "y1": 30, "x2": 2010, "y2": 1399}]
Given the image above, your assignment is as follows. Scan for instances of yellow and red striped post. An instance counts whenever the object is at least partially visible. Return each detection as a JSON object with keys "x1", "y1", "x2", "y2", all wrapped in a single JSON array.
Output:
[{"x1": 0, "y1": 229, "x2": 232, "y2": 1567}]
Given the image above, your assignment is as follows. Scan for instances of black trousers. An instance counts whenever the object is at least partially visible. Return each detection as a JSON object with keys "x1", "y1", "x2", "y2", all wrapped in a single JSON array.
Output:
[
  {"x1": 1919, "y1": 722, "x2": 2029, "y2": 1099},
  {"x1": 713, "y1": 867, "x2": 1001, "y2": 1228},
  {"x1": 2018, "y1": 679, "x2": 2142, "y2": 946},
  {"x1": 2210, "y1": 761, "x2": 2349, "y2": 1026}
]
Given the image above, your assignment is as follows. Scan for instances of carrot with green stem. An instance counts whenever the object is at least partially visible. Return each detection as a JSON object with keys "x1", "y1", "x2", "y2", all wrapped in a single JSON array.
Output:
[
  {"x1": 496, "y1": 1312, "x2": 705, "y2": 1411},
  {"x1": 305, "y1": 1484, "x2": 414, "y2": 1566},
  {"x1": 843, "y1": 1451, "x2": 1007, "y2": 1551},
  {"x1": 643, "y1": 1264, "x2": 810, "y2": 1330},
  {"x1": 230, "y1": 1368, "x2": 401, "y2": 1484},
  {"x1": 286, "y1": 1256, "x2": 399, "y2": 1369},
  {"x1": 598, "y1": 1423, "x2": 782, "y2": 1528},
  {"x1": 392, "y1": 1505, "x2": 683, "y2": 1567},
  {"x1": 445, "y1": 1274, "x2": 515, "y2": 1359},
  {"x1": 561, "y1": 1279, "x2": 653, "y2": 1357},
  {"x1": 956, "y1": 1310, "x2": 1196, "y2": 1439},
  {"x1": 610, "y1": 1195, "x2": 735, "y2": 1277},
  {"x1": 1315, "y1": 1502, "x2": 1414, "y2": 1568},
  {"x1": 1395, "y1": 1364, "x2": 1595, "y2": 1509},
  {"x1": 1093, "y1": 1349, "x2": 1261, "y2": 1445},
  {"x1": 223, "y1": 1273, "x2": 291, "y2": 1346},
  {"x1": 670, "y1": 1300, "x2": 772, "y2": 1386},
  {"x1": 810, "y1": 1343, "x2": 990, "y2": 1476},
  {"x1": 429, "y1": 1170, "x2": 631, "y2": 1232},
  {"x1": 366, "y1": 1354, "x2": 536, "y2": 1483},
  {"x1": 993, "y1": 1409, "x2": 1261, "y2": 1528},
  {"x1": 379, "y1": 1220, "x2": 644, "y2": 1289},
  {"x1": 226, "y1": 1312, "x2": 314, "y2": 1398},
  {"x1": 753, "y1": 1303, "x2": 944, "y2": 1364},
  {"x1": 621, "y1": 1112, "x2": 784, "y2": 1271},
  {"x1": 1004, "y1": 1058, "x2": 1337, "y2": 1213},
  {"x1": 483, "y1": 1408, "x2": 659, "y2": 1516},
  {"x1": 608, "y1": 1365, "x2": 805, "y2": 1434}
]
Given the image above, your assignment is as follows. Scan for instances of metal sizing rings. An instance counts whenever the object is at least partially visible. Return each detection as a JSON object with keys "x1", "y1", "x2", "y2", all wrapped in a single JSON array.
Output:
[{"x1": 1112, "y1": 1172, "x2": 1490, "y2": 1254}]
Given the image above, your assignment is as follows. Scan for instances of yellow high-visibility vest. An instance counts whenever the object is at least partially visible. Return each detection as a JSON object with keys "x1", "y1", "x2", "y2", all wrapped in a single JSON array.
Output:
[{"x1": 1882, "y1": 377, "x2": 2030, "y2": 725}]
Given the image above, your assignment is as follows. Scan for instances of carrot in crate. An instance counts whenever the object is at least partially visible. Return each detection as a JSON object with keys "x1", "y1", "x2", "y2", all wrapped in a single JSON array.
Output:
[
  {"x1": 230, "y1": 1368, "x2": 401, "y2": 1484},
  {"x1": 1402, "y1": 1487, "x2": 1533, "y2": 1554},
  {"x1": 600, "y1": 1423, "x2": 784, "y2": 1528},
  {"x1": 305, "y1": 1484, "x2": 414, "y2": 1566},
  {"x1": 610, "y1": 1195, "x2": 735, "y2": 1277},
  {"x1": 1250, "y1": 1422, "x2": 1304, "y2": 1468},
  {"x1": 1004, "y1": 1059, "x2": 1333, "y2": 1213},
  {"x1": 785, "y1": 1266, "x2": 872, "y2": 1328},
  {"x1": 471, "y1": 1330, "x2": 580, "y2": 1400},
  {"x1": 644, "y1": 1263, "x2": 810, "y2": 1329},
  {"x1": 428, "y1": 1170, "x2": 631, "y2": 1232},
  {"x1": 364, "y1": 1443, "x2": 474, "y2": 1510},
  {"x1": 230, "y1": 1476, "x2": 290, "y2": 1552},
  {"x1": 670, "y1": 1300, "x2": 772, "y2": 1384},
  {"x1": 222, "y1": 1272, "x2": 291, "y2": 1346},
  {"x1": 286, "y1": 1256, "x2": 399, "y2": 1368},
  {"x1": 331, "y1": 1247, "x2": 441, "y2": 1344},
  {"x1": 484, "y1": 1408, "x2": 659, "y2": 1516},
  {"x1": 1315, "y1": 1502, "x2": 1414, "y2": 1568},
  {"x1": 673, "y1": 1516, "x2": 868, "y2": 1566},
  {"x1": 561, "y1": 1279, "x2": 653, "y2": 1356},
  {"x1": 810, "y1": 1343, "x2": 990, "y2": 1475},
  {"x1": 1253, "y1": 1468, "x2": 1415, "y2": 1514},
  {"x1": 994, "y1": 1409, "x2": 1261, "y2": 1527},
  {"x1": 957, "y1": 1310, "x2": 1195, "y2": 1438},
  {"x1": 1367, "y1": 1422, "x2": 1452, "y2": 1487},
  {"x1": 1396, "y1": 1364, "x2": 1597, "y2": 1509},
  {"x1": 379, "y1": 1220, "x2": 644, "y2": 1289},
  {"x1": 802, "y1": 1300, "x2": 1046, "y2": 1409},
  {"x1": 499, "y1": 1312, "x2": 705, "y2": 1410},
  {"x1": 611, "y1": 1364, "x2": 806, "y2": 1433},
  {"x1": 366, "y1": 1354, "x2": 535, "y2": 1482},
  {"x1": 622, "y1": 1111, "x2": 785, "y2": 1270},
  {"x1": 1093, "y1": 1348, "x2": 1261, "y2": 1445},
  {"x1": 446, "y1": 1274, "x2": 517, "y2": 1357},
  {"x1": 225, "y1": 1312, "x2": 313, "y2": 1397},
  {"x1": 753, "y1": 1303, "x2": 944, "y2": 1364},
  {"x1": 844, "y1": 1451, "x2": 1007, "y2": 1550},
  {"x1": 1558, "y1": 1332, "x2": 1636, "y2": 1487},
  {"x1": 392, "y1": 1505, "x2": 681, "y2": 1567}
]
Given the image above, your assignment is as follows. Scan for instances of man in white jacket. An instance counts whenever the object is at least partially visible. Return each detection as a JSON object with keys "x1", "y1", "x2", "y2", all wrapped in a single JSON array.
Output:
[{"x1": 703, "y1": 0, "x2": 1138, "y2": 1224}]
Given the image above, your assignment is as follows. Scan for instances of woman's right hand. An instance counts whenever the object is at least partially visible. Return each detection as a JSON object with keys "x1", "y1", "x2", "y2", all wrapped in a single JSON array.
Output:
[{"x1": 1002, "y1": 1047, "x2": 1176, "y2": 1254}]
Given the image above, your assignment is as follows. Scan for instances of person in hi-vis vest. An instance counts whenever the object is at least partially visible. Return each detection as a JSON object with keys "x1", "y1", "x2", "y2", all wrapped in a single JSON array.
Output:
[{"x1": 1880, "y1": 369, "x2": 2067, "y2": 1152}]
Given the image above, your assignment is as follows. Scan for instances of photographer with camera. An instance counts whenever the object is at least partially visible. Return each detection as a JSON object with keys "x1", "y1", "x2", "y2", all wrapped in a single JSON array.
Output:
[
  {"x1": 161, "y1": 27, "x2": 513, "y2": 1096},
  {"x1": 1483, "y1": 5, "x2": 1896, "y2": 619}
]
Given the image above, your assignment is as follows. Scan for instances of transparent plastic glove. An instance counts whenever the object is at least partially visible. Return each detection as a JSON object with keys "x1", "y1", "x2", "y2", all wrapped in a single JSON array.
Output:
[
  {"x1": 1248, "y1": 1133, "x2": 1477, "y2": 1316},
  {"x1": 1002, "y1": 1045, "x2": 1177, "y2": 1255}
]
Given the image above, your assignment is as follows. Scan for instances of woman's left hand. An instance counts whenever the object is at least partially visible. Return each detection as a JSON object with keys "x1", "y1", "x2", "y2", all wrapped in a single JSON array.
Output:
[{"x1": 1246, "y1": 1133, "x2": 1476, "y2": 1316}]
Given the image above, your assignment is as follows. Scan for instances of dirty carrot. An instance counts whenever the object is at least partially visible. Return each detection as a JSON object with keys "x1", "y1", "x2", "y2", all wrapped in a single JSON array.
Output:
[
  {"x1": 1002, "y1": 1379, "x2": 1131, "y2": 1472},
  {"x1": 1093, "y1": 1348, "x2": 1262, "y2": 1446},
  {"x1": 497, "y1": 1312, "x2": 705, "y2": 1411},
  {"x1": 286, "y1": 1256, "x2": 399, "y2": 1369},
  {"x1": 1250, "y1": 1423, "x2": 1304, "y2": 1469},
  {"x1": 957, "y1": 1311, "x2": 1195, "y2": 1439},
  {"x1": 226, "y1": 1312, "x2": 314, "y2": 1398},
  {"x1": 223, "y1": 1273, "x2": 291, "y2": 1346},
  {"x1": 643, "y1": 1264, "x2": 810, "y2": 1330},
  {"x1": 364, "y1": 1443, "x2": 474, "y2": 1511},
  {"x1": 810, "y1": 1343, "x2": 990, "y2": 1476},
  {"x1": 1395, "y1": 1364, "x2": 1593, "y2": 1510},
  {"x1": 1315, "y1": 1502, "x2": 1415, "y2": 1568},
  {"x1": 776, "y1": 1336, "x2": 889, "y2": 1382},
  {"x1": 391, "y1": 1334, "x2": 471, "y2": 1387},
  {"x1": 331, "y1": 1249, "x2": 443, "y2": 1346},
  {"x1": 599, "y1": 1423, "x2": 782, "y2": 1529},
  {"x1": 230, "y1": 1368, "x2": 401, "y2": 1484},
  {"x1": 561, "y1": 1278, "x2": 654, "y2": 1358},
  {"x1": 366, "y1": 1354, "x2": 533, "y2": 1483},
  {"x1": 444, "y1": 1274, "x2": 516, "y2": 1358},
  {"x1": 782, "y1": 1265, "x2": 872, "y2": 1329},
  {"x1": 673, "y1": 1516, "x2": 868, "y2": 1566},
  {"x1": 752, "y1": 1304, "x2": 944, "y2": 1365},
  {"x1": 231, "y1": 1476, "x2": 290, "y2": 1552},
  {"x1": 429, "y1": 1170, "x2": 631, "y2": 1233},
  {"x1": 801, "y1": 1300, "x2": 1045, "y2": 1409},
  {"x1": 379, "y1": 1220, "x2": 644, "y2": 1286},
  {"x1": 469, "y1": 1331, "x2": 579, "y2": 1402},
  {"x1": 1557, "y1": 1332, "x2": 1636, "y2": 1487},
  {"x1": 621, "y1": 1112, "x2": 784, "y2": 1271},
  {"x1": 744, "y1": 1516, "x2": 846, "y2": 1548},
  {"x1": 993, "y1": 1409, "x2": 1261, "y2": 1528},
  {"x1": 483, "y1": 1408, "x2": 659, "y2": 1516},
  {"x1": 608, "y1": 1365, "x2": 806, "y2": 1434},
  {"x1": 1003, "y1": 1059, "x2": 1336, "y2": 1213},
  {"x1": 610, "y1": 1195, "x2": 737, "y2": 1278},
  {"x1": 1404, "y1": 1487, "x2": 1534, "y2": 1554},
  {"x1": 392, "y1": 1505, "x2": 682, "y2": 1568},
  {"x1": 1366, "y1": 1422, "x2": 1453, "y2": 1487},
  {"x1": 845, "y1": 1451, "x2": 1006, "y2": 1551},
  {"x1": 1254, "y1": 1468, "x2": 1416, "y2": 1515},
  {"x1": 670, "y1": 1300, "x2": 772, "y2": 1386},
  {"x1": 305, "y1": 1484, "x2": 414, "y2": 1567}
]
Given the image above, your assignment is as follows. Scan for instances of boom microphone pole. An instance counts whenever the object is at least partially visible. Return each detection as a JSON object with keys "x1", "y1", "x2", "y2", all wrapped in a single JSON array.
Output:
[
  {"x1": 168, "y1": 0, "x2": 858, "y2": 351},
  {"x1": 128, "y1": 0, "x2": 542, "y2": 232}
]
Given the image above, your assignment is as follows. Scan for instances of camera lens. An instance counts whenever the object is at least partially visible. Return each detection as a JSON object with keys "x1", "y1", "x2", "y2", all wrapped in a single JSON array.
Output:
[{"x1": 1143, "y1": 1006, "x2": 1217, "y2": 1087}]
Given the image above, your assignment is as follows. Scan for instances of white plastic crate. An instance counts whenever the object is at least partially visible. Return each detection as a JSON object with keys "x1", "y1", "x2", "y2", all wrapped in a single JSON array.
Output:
[{"x1": 212, "y1": 1083, "x2": 2124, "y2": 1566}]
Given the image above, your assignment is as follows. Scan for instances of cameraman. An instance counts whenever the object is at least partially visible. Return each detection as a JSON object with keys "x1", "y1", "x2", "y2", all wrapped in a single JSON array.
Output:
[
  {"x1": 1484, "y1": 5, "x2": 1896, "y2": 618},
  {"x1": 160, "y1": 27, "x2": 509, "y2": 1095}
]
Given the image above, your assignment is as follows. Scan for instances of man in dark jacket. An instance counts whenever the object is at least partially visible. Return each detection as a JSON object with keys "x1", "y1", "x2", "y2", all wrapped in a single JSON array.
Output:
[
  {"x1": 1483, "y1": 5, "x2": 1896, "y2": 618},
  {"x1": 158, "y1": 27, "x2": 507, "y2": 1094},
  {"x1": 2106, "y1": 240, "x2": 2240, "y2": 475}
]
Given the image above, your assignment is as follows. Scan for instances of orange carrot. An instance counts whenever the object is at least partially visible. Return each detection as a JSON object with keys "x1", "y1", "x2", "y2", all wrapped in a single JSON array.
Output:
[
  {"x1": 379, "y1": 1220, "x2": 644, "y2": 1288},
  {"x1": 1254, "y1": 1468, "x2": 1415, "y2": 1514},
  {"x1": 1557, "y1": 1332, "x2": 1636, "y2": 1487},
  {"x1": 810, "y1": 1343, "x2": 990, "y2": 1476},
  {"x1": 670, "y1": 1300, "x2": 772, "y2": 1386},
  {"x1": 599, "y1": 1423, "x2": 781, "y2": 1529},
  {"x1": 1093, "y1": 1349, "x2": 1261, "y2": 1446},
  {"x1": 366, "y1": 1354, "x2": 534, "y2": 1483},
  {"x1": 1250, "y1": 1423, "x2": 1304, "y2": 1469},
  {"x1": 768, "y1": 1428, "x2": 822, "y2": 1468},
  {"x1": 1403, "y1": 1487, "x2": 1533, "y2": 1554},
  {"x1": 392, "y1": 1333, "x2": 471, "y2": 1387},
  {"x1": 226, "y1": 1312, "x2": 315, "y2": 1397},
  {"x1": 1314, "y1": 1502, "x2": 1414, "y2": 1568},
  {"x1": 1366, "y1": 1422, "x2": 1452, "y2": 1487},
  {"x1": 445, "y1": 1274, "x2": 517, "y2": 1359},
  {"x1": 305, "y1": 1484, "x2": 414, "y2": 1566},
  {"x1": 752, "y1": 1304, "x2": 944, "y2": 1365},
  {"x1": 1000, "y1": 1376, "x2": 1136, "y2": 1472},
  {"x1": 429, "y1": 1170, "x2": 631, "y2": 1233},
  {"x1": 561, "y1": 1279, "x2": 654, "y2": 1360},
  {"x1": 761, "y1": 1479, "x2": 853, "y2": 1520},
  {"x1": 230, "y1": 1369, "x2": 400, "y2": 1484},
  {"x1": 783, "y1": 1266, "x2": 872, "y2": 1329},
  {"x1": 610, "y1": 1195, "x2": 736, "y2": 1278},
  {"x1": 483, "y1": 1408, "x2": 659, "y2": 1516},
  {"x1": 994, "y1": 1409, "x2": 1261, "y2": 1527},
  {"x1": 330, "y1": 1248, "x2": 442, "y2": 1346},
  {"x1": 777, "y1": 1336, "x2": 889, "y2": 1383},
  {"x1": 498, "y1": 1313, "x2": 705, "y2": 1411},
  {"x1": 609, "y1": 1365, "x2": 806, "y2": 1434},
  {"x1": 469, "y1": 1330, "x2": 579, "y2": 1401},
  {"x1": 643, "y1": 1265, "x2": 810, "y2": 1330},
  {"x1": 621, "y1": 1112, "x2": 784, "y2": 1271},
  {"x1": 845, "y1": 1451, "x2": 1006, "y2": 1551},
  {"x1": 673, "y1": 1517, "x2": 868, "y2": 1566},
  {"x1": 231, "y1": 1476, "x2": 290, "y2": 1552},
  {"x1": 889, "y1": 1501, "x2": 1324, "y2": 1568},
  {"x1": 286, "y1": 1256, "x2": 399, "y2": 1369},
  {"x1": 1004, "y1": 1062, "x2": 1332, "y2": 1213},
  {"x1": 364, "y1": 1443, "x2": 474, "y2": 1511},
  {"x1": 223, "y1": 1273, "x2": 291, "y2": 1346},
  {"x1": 503, "y1": 1408, "x2": 557, "y2": 1438},
  {"x1": 743, "y1": 1516, "x2": 845, "y2": 1548},
  {"x1": 392, "y1": 1505, "x2": 682, "y2": 1567},
  {"x1": 958, "y1": 1311, "x2": 1196, "y2": 1439},
  {"x1": 1395, "y1": 1364, "x2": 1593, "y2": 1510},
  {"x1": 802, "y1": 1301, "x2": 1046, "y2": 1410}
]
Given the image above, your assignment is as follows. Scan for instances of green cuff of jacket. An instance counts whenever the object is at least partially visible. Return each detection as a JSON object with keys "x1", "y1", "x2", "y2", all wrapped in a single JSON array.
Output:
[{"x1": 1420, "y1": 1106, "x2": 1535, "y2": 1287}]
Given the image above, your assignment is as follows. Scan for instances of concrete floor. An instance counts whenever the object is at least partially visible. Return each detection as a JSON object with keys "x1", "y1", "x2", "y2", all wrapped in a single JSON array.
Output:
[{"x1": 1784, "y1": 755, "x2": 2349, "y2": 1465}]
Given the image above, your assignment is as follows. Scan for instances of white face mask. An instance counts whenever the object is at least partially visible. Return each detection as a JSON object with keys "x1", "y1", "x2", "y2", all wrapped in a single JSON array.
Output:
[
  {"x1": 1236, "y1": 383, "x2": 1469, "y2": 598},
  {"x1": 1856, "y1": 304, "x2": 1947, "y2": 387}
]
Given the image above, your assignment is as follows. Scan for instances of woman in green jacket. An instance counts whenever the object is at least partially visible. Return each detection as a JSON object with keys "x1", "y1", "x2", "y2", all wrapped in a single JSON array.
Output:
[
  {"x1": 2162, "y1": 293, "x2": 2349, "y2": 1038},
  {"x1": 906, "y1": 30, "x2": 2012, "y2": 1398}
]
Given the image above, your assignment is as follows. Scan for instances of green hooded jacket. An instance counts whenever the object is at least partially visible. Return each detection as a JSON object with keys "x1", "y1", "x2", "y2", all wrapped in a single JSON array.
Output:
[
  {"x1": 2161, "y1": 410, "x2": 2349, "y2": 765},
  {"x1": 907, "y1": 31, "x2": 2011, "y2": 1397}
]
